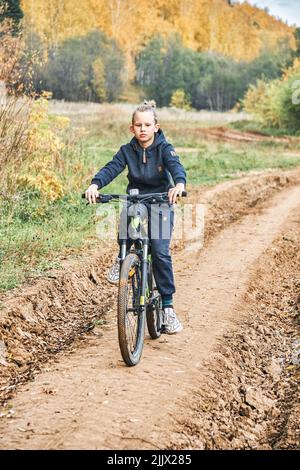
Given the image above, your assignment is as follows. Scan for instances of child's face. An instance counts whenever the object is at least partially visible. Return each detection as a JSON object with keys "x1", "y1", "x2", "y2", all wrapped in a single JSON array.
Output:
[{"x1": 130, "y1": 111, "x2": 159, "y2": 146}]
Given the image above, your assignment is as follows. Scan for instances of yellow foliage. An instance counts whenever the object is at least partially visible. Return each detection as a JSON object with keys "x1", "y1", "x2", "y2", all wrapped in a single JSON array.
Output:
[
  {"x1": 282, "y1": 58, "x2": 300, "y2": 81},
  {"x1": 92, "y1": 58, "x2": 107, "y2": 102},
  {"x1": 243, "y1": 79, "x2": 283, "y2": 127},
  {"x1": 17, "y1": 171, "x2": 64, "y2": 201},
  {"x1": 21, "y1": 0, "x2": 296, "y2": 79},
  {"x1": 170, "y1": 89, "x2": 191, "y2": 110},
  {"x1": 16, "y1": 96, "x2": 70, "y2": 201}
]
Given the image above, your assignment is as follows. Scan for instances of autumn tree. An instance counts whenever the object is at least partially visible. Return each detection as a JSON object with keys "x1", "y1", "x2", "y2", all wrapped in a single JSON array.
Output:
[
  {"x1": 20, "y1": 0, "x2": 96, "y2": 50},
  {"x1": 170, "y1": 89, "x2": 191, "y2": 110},
  {"x1": 91, "y1": 58, "x2": 106, "y2": 102}
]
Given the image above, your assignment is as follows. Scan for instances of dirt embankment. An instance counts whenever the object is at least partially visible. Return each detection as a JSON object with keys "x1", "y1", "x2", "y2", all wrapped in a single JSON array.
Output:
[
  {"x1": 169, "y1": 215, "x2": 300, "y2": 450},
  {"x1": 0, "y1": 169, "x2": 299, "y2": 408}
]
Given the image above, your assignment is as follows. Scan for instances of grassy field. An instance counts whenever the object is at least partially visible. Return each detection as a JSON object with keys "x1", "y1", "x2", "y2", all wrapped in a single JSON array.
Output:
[{"x1": 1, "y1": 102, "x2": 300, "y2": 291}]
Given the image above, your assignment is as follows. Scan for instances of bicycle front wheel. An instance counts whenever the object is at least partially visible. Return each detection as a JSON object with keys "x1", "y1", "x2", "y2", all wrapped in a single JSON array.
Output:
[
  {"x1": 118, "y1": 253, "x2": 145, "y2": 366},
  {"x1": 146, "y1": 266, "x2": 163, "y2": 340}
]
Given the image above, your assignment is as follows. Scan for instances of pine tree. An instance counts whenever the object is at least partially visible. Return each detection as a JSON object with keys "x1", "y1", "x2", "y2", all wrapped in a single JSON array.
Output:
[{"x1": 0, "y1": 0, "x2": 24, "y2": 32}]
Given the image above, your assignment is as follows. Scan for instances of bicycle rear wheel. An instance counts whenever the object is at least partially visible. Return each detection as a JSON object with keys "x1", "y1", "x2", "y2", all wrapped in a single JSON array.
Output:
[{"x1": 118, "y1": 253, "x2": 145, "y2": 366}]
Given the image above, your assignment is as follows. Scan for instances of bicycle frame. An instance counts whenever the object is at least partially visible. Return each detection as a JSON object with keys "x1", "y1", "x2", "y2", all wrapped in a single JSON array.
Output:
[{"x1": 119, "y1": 206, "x2": 150, "y2": 313}]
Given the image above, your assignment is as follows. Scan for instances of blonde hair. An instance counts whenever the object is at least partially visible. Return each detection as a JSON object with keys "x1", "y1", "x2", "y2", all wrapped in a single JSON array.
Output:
[{"x1": 132, "y1": 100, "x2": 158, "y2": 124}]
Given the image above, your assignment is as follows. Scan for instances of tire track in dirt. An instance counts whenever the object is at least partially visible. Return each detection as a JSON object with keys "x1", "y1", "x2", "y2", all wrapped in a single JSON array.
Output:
[{"x1": 0, "y1": 181, "x2": 299, "y2": 450}]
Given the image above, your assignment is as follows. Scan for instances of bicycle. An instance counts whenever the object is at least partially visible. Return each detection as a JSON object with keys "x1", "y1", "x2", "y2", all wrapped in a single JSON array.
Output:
[{"x1": 83, "y1": 189, "x2": 187, "y2": 366}]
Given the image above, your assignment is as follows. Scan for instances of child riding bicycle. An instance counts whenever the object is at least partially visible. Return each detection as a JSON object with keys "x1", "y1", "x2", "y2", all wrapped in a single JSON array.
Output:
[{"x1": 85, "y1": 101, "x2": 186, "y2": 334}]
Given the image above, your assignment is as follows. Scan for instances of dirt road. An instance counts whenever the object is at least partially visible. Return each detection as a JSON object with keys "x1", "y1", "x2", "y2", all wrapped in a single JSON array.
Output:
[
  {"x1": 173, "y1": 126, "x2": 300, "y2": 144},
  {"x1": 0, "y1": 175, "x2": 299, "y2": 450}
]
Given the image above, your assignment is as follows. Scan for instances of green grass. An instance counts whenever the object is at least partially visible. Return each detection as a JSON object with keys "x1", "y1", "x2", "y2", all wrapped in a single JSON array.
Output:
[
  {"x1": 0, "y1": 193, "x2": 98, "y2": 290},
  {"x1": 1, "y1": 108, "x2": 300, "y2": 292},
  {"x1": 179, "y1": 145, "x2": 300, "y2": 185}
]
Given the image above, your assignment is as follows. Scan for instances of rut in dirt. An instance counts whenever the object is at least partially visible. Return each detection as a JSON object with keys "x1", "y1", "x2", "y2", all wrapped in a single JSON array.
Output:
[{"x1": 0, "y1": 180, "x2": 299, "y2": 450}]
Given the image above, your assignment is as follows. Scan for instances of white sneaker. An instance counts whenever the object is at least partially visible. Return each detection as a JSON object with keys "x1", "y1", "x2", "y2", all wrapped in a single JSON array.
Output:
[
  {"x1": 107, "y1": 257, "x2": 120, "y2": 284},
  {"x1": 163, "y1": 307, "x2": 183, "y2": 334}
]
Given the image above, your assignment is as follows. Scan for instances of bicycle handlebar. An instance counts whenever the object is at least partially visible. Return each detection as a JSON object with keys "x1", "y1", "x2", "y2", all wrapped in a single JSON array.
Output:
[{"x1": 81, "y1": 190, "x2": 187, "y2": 204}]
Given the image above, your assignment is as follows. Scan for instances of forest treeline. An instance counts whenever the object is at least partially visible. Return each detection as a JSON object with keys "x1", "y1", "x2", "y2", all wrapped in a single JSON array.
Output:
[
  {"x1": 21, "y1": 0, "x2": 295, "y2": 66},
  {"x1": 1, "y1": 0, "x2": 299, "y2": 114}
]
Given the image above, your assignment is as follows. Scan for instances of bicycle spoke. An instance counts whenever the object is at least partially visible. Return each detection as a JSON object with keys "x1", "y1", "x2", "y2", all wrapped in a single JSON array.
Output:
[{"x1": 125, "y1": 269, "x2": 140, "y2": 353}]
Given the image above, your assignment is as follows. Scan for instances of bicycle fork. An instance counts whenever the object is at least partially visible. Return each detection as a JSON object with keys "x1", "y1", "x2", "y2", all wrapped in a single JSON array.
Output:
[
  {"x1": 119, "y1": 239, "x2": 149, "y2": 313},
  {"x1": 140, "y1": 239, "x2": 149, "y2": 310}
]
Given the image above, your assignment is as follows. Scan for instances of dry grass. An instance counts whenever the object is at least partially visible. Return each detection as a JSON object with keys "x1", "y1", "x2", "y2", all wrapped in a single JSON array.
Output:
[
  {"x1": 0, "y1": 21, "x2": 33, "y2": 192},
  {"x1": 0, "y1": 88, "x2": 32, "y2": 185},
  {"x1": 49, "y1": 100, "x2": 251, "y2": 127}
]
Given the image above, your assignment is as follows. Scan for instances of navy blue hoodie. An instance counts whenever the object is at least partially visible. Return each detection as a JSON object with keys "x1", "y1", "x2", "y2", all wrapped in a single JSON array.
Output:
[{"x1": 91, "y1": 129, "x2": 186, "y2": 194}]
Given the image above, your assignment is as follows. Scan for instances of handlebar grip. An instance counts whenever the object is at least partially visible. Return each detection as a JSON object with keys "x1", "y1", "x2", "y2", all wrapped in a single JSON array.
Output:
[{"x1": 82, "y1": 192, "x2": 101, "y2": 202}]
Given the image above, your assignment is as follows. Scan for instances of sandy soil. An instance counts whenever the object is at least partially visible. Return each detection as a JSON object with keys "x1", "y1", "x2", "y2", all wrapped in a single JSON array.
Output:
[{"x1": 0, "y1": 168, "x2": 299, "y2": 450}]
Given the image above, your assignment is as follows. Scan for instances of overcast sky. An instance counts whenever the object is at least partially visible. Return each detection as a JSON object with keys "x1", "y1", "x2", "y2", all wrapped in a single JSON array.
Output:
[{"x1": 245, "y1": 0, "x2": 300, "y2": 26}]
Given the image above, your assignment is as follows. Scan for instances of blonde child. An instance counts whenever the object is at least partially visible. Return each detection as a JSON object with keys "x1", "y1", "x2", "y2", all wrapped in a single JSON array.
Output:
[{"x1": 85, "y1": 101, "x2": 186, "y2": 334}]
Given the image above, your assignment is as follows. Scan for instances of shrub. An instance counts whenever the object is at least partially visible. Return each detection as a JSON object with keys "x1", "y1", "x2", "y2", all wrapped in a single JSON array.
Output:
[
  {"x1": 170, "y1": 89, "x2": 191, "y2": 110},
  {"x1": 243, "y1": 59, "x2": 300, "y2": 132},
  {"x1": 0, "y1": 19, "x2": 72, "y2": 201},
  {"x1": 16, "y1": 95, "x2": 70, "y2": 201}
]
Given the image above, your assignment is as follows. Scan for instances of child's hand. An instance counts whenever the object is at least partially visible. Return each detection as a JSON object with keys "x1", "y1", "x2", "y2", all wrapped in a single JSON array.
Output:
[
  {"x1": 85, "y1": 184, "x2": 99, "y2": 204},
  {"x1": 168, "y1": 183, "x2": 185, "y2": 204}
]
